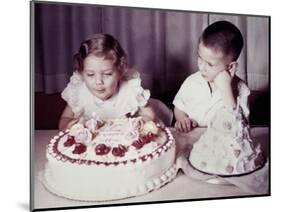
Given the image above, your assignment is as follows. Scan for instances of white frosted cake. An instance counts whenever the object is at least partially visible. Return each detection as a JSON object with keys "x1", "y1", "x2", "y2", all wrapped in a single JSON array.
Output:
[
  {"x1": 43, "y1": 116, "x2": 177, "y2": 201},
  {"x1": 189, "y1": 108, "x2": 264, "y2": 176}
]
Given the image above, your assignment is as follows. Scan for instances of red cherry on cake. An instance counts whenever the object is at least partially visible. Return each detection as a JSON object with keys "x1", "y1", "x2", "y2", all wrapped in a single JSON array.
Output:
[
  {"x1": 112, "y1": 145, "x2": 127, "y2": 157},
  {"x1": 72, "y1": 143, "x2": 87, "y2": 154},
  {"x1": 95, "y1": 144, "x2": 111, "y2": 155},
  {"x1": 141, "y1": 134, "x2": 154, "y2": 144},
  {"x1": 132, "y1": 139, "x2": 144, "y2": 149},
  {"x1": 118, "y1": 144, "x2": 127, "y2": 152},
  {"x1": 64, "y1": 136, "x2": 76, "y2": 147}
]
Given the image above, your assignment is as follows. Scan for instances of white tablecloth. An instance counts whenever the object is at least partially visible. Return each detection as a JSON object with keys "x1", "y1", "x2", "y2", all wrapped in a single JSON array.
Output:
[{"x1": 32, "y1": 127, "x2": 269, "y2": 210}]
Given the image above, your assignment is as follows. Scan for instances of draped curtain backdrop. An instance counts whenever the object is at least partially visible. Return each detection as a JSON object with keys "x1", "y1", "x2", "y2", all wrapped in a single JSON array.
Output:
[{"x1": 34, "y1": 2, "x2": 269, "y2": 111}]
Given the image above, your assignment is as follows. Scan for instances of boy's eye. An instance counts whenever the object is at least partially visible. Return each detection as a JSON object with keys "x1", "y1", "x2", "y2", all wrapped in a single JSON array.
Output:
[
  {"x1": 87, "y1": 73, "x2": 95, "y2": 77},
  {"x1": 104, "y1": 73, "x2": 113, "y2": 76}
]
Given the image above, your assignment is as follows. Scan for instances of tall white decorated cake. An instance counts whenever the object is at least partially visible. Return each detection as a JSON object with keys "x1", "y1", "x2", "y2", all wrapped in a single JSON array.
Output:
[
  {"x1": 43, "y1": 115, "x2": 177, "y2": 201},
  {"x1": 189, "y1": 108, "x2": 264, "y2": 176}
]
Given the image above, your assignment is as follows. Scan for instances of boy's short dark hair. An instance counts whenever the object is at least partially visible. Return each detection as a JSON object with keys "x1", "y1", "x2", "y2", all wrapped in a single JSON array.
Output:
[{"x1": 200, "y1": 20, "x2": 244, "y2": 61}]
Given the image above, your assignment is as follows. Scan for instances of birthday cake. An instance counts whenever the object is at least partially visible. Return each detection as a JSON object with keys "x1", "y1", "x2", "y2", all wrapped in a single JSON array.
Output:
[
  {"x1": 189, "y1": 108, "x2": 264, "y2": 176},
  {"x1": 43, "y1": 116, "x2": 177, "y2": 201}
]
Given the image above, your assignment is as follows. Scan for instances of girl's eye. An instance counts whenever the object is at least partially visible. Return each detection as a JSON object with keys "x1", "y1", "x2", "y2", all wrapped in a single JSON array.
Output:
[
  {"x1": 86, "y1": 72, "x2": 95, "y2": 77},
  {"x1": 104, "y1": 73, "x2": 113, "y2": 76}
]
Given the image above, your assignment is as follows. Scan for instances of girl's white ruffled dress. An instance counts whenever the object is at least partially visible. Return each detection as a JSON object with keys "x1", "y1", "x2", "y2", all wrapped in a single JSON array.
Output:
[{"x1": 61, "y1": 72, "x2": 150, "y2": 120}]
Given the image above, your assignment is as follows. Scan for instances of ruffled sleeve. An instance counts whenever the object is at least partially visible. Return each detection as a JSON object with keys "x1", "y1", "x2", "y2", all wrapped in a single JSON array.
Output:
[
  {"x1": 129, "y1": 77, "x2": 150, "y2": 107},
  {"x1": 116, "y1": 73, "x2": 150, "y2": 116},
  {"x1": 61, "y1": 72, "x2": 84, "y2": 118}
]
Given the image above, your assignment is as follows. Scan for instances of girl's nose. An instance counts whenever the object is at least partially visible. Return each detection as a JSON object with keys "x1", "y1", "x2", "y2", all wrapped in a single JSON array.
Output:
[{"x1": 95, "y1": 75, "x2": 103, "y2": 85}]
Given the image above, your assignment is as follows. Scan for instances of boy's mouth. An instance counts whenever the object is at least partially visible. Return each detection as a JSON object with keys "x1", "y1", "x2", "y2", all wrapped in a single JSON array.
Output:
[
  {"x1": 201, "y1": 73, "x2": 212, "y2": 82},
  {"x1": 201, "y1": 73, "x2": 207, "y2": 78}
]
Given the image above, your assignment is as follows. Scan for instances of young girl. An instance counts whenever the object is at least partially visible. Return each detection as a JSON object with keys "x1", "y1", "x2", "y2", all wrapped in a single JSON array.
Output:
[{"x1": 59, "y1": 33, "x2": 156, "y2": 131}]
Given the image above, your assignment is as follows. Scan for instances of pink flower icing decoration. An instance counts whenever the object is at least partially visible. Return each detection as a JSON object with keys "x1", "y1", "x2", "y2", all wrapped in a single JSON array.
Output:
[{"x1": 74, "y1": 128, "x2": 92, "y2": 145}]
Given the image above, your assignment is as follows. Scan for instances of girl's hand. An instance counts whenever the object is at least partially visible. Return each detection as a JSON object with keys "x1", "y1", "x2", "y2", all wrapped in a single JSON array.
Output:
[
  {"x1": 138, "y1": 104, "x2": 156, "y2": 122},
  {"x1": 175, "y1": 116, "x2": 198, "y2": 133},
  {"x1": 59, "y1": 105, "x2": 79, "y2": 131}
]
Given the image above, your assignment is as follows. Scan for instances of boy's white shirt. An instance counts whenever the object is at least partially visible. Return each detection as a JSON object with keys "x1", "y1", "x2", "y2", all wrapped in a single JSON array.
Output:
[
  {"x1": 61, "y1": 72, "x2": 150, "y2": 120},
  {"x1": 173, "y1": 71, "x2": 250, "y2": 126}
]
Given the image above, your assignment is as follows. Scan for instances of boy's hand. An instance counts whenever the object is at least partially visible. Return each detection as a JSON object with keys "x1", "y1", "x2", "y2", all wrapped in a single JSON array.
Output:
[
  {"x1": 175, "y1": 116, "x2": 198, "y2": 133},
  {"x1": 213, "y1": 70, "x2": 232, "y2": 91},
  {"x1": 213, "y1": 70, "x2": 237, "y2": 109}
]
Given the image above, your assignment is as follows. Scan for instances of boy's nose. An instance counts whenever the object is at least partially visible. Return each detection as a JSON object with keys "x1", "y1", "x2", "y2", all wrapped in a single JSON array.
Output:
[
  {"x1": 199, "y1": 62, "x2": 207, "y2": 73},
  {"x1": 199, "y1": 66, "x2": 205, "y2": 73}
]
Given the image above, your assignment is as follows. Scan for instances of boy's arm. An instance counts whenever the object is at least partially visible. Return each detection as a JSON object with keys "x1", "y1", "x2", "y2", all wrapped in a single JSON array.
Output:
[
  {"x1": 59, "y1": 105, "x2": 79, "y2": 131},
  {"x1": 213, "y1": 71, "x2": 236, "y2": 109}
]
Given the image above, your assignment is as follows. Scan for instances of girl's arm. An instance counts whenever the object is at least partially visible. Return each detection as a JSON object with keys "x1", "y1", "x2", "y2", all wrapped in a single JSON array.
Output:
[
  {"x1": 137, "y1": 103, "x2": 156, "y2": 122},
  {"x1": 58, "y1": 105, "x2": 79, "y2": 131}
]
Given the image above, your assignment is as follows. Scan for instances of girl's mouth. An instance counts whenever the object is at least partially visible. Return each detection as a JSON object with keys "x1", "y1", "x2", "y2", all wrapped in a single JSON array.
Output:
[{"x1": 95, "y1": 89, "x2": 105, "y2": 93}]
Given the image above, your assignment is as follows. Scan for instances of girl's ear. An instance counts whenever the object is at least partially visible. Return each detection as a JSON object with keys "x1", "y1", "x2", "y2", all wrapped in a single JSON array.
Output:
[{"x1": 228, "y1": 62, "x2": 238, "y2": 77}]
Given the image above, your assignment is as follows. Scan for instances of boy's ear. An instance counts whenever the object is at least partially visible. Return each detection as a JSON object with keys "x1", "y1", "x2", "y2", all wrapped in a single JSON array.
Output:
[{"x1": 228, "y1": 62, "x2": 238, "y2": 77}]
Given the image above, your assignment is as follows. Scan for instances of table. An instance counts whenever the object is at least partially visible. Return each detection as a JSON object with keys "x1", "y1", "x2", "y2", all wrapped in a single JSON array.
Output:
[{"x1": 32, "y1": 127, "x2": 269, "y2": 210}]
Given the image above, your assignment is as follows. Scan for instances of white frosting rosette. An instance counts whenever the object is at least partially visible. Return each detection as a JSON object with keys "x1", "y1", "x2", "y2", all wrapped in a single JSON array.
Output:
[
  {"x1": 91, "y1": 112, "x2": 103, "y2": 123},
  {"x1": 85, "y1": 118, "x2": 100, "y2": 134},
  {"x1": 141, "y1": 121, "x2": 159, "y2": 135},
  {"x1": 69, "y1": 123, "x2": 85, "y2": 136},
  {"x1": 69, "y1": 123, "x2": 92, "y2": 145},
  {"x1": 82, "y1": 112, "x2": 105, "y2": 134},
  {"x1": 74, "y1": 128, "x2": 92, "y2": 145},
  {"x1": 84, "y1": 112, "x2": 104, "y2": 133},
  {"x1": 129, "y1": 117, "x2": 144, "y2": 131},
  {"x1": 125, "y1": 130, "x2": 139, "y2": 141}
]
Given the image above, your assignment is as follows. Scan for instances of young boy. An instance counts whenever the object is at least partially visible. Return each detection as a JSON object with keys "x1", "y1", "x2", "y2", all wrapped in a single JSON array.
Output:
[{"x1": 173, "y1": 20, "x2": 250, "y2": 133}]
